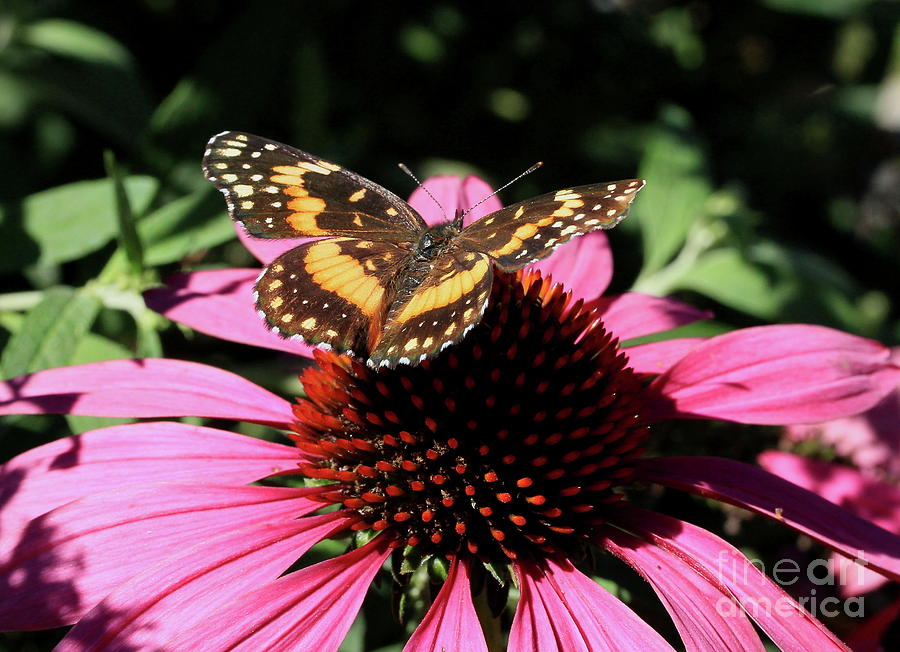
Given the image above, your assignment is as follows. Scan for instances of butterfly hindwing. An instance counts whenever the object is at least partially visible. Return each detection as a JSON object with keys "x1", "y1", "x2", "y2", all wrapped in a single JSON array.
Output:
[
  {"x1": 203, "y1": 132, "x2": 425, "y2": 242},
  {"x1": 371, "y1": 245, "x2": 494, "y2": 366},
  {"x1": 458, "y1": 180, "x2": 644, "y2": 270},
  {"x1": 256, "y1": 238, "x2": 409, "y2": 354}
]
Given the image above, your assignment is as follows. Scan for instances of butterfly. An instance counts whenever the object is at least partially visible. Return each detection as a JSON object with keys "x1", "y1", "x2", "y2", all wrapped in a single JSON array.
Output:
[{"x1": 203, "y1": 131, "x2": 645, "y2": 367}]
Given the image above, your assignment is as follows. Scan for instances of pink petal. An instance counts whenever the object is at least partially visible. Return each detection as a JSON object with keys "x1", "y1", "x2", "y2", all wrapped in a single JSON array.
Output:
[
  {"x1": 0, "y1": 421, "x2": 303, "y2": 547},
  {"x1": 0, "y1": 484, "x2": 324, "y2": 629},
  {"x1": 612, "y1": 507, "x2": 851, "y2": 652},
  {"x1": 57, "y1": 512, "x2": 353, "y2": 651},
  {"x1": 459, "y1": 175, "x2": 502, "y2": 224},
  {"x1": 0, "y1": 358, "x2": 293, "y2": 425},
  {"x1": 647, "y1": 325, "x2": 900, "y2": 425},
  {"x1": 758, "y1": 451, "x2": 900, "y2": 597},
  {"x1": 403, "y1": 557, "x2": 487, "y2": 652},
  {"x1": 164, "y1": 534, "x2": 392, "y2": 652},
  {"x1": 601, "y1": 527, "x2": 764, "y2": 652},
  {"x1": 621, "y1": 337, "x2": 706, "y2": 376},
  {"x1": 145, "y1": 269, "x2": 315, "y2": 358},
  {"x1": 592, "y1": 293, "x2": 712, "y2": 342},
  {"x1": 636, "y1": 456, "x2": 900, "y2": 583},
  {"x1": 510, "y1": 557, "x2": 674, "y2": 651},
  {"x1": 529, "y1": 231, "x2": 614, "y2": 302},
  {"x1": 409, "y1": 175, "x2": 502, "y2": 227},
  {"x1": 235, "y1": 221, "x2": 309, "y2": 264},
  {"x1": 783, "y1": 385, "x2": 900, "y2": 478}
]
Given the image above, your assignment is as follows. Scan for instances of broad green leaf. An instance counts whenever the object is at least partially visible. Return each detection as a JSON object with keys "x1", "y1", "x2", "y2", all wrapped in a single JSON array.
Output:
[
  {"x1": 20, "y1": 19, "x2": 133, "y2": 67},
  {"x1": 105, "y1": 151, "x2": 145, "y2": 275},
  {"x1": 65, "y1": 333, "x2": 134, "y2": 434},
  {"x1": 0, "y1": 286, "x2": 100, "y2": 379},
  {"x1": 633, "y1": 105, "x2": 712, "y2": 278},
  {"x1": 140, "y1": 189, "x2": 236, "y2": 266},
  {"x1": 674, "y1": 248, "x2": 785, "y2": 319},
  {"x1": 622, "y1": 319, "x2": 734, "y2": 347},
  {"x1": 0, "y1": 176, "x2": 158, "y2": 273}
]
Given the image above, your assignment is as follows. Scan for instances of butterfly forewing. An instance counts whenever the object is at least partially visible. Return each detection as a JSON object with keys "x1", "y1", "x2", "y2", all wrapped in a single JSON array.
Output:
[
  {"x1": 256, "y1": 238, "x2": 409, "y2": 354},
  {"x1": 203, "y1": 132, "x2": 425, "y2": 242},
  {"x1": 458, "y1": 180, "x2": 644, "y2": 270},
  {"x1": 371, "y1": 245, "x2": 494, "y2": 366}
]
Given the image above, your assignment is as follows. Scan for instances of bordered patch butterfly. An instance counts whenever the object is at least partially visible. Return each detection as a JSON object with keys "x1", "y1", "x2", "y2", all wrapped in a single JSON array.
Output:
[{"x1": 203, "y1": 132, "x2": 644, "y2": 367}]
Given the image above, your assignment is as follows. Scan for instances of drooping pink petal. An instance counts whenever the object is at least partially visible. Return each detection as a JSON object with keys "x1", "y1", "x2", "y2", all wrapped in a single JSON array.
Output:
[
  {"x1": 636, "y1": 456, "x2": 900, "y2": 583},
  {"x1": 0, "y1": 421, "x2": 303, "y2": 545},
  {"x1": 509, "y1": 557, "x2": 674, "y2": 651},
  {"x1": 600, "y1": 526, "x2": 764, "y2": 652},
  {"x1": 621, "y1": 337, "x2": 706, "y2": 376},
  {"x1": 145, "y1": 269, "x2": 315, "y2": 358},
  {"x1": 646, "y1": 325, "x2": 900, "y2": 425},
  {"x1": 0, "y1": 484, "x2": 325, "y2": 629},
  {"x1": 163, "y1": 534, "x2": 393, "y2": 652},
  {"x1": 57, "y1": 512, "x2": 354, "y2": 652},
  {"x1": 591, "y1": 293, "x2": 712, "y2": 342},
  {"x1": 0, "y1": 358, "x2": 293, "y2": 425},
  {"x1": 529, "y1": 231, "x2": 614, "y2": 302},
  {"x1": 403, "y1": 557, "x2": 487, "y2": 652},
  {"x1": 612, "y1": 507, "x2": 851, "y2": 652},
  {"x1": 783, "y1": 381, "x2": 900, "y2": 479},
  {"x1": 235, "y1": 221, "x2": 309, "y2": 264},
  {"x1": 758, "y1": 451, "x2": 900, "y2": 597}
]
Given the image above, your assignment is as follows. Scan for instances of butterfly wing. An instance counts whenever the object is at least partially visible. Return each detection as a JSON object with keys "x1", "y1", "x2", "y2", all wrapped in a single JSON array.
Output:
[
  {"x1": 256, "y1": 238, "x2": 409, "y2": 354},
  {"x1": 457, "y1": 180, "x2": 644, "y2": 270},
  {"x1": 203, "y1": 131, "x2": 426, "y2": 242},
  {"x1": 370, "y1": 245, "x2": 493, "y2": 367}
]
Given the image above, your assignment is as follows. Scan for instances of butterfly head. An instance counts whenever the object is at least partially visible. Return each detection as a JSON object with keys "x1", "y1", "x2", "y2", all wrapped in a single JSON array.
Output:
[{"x1": 415, "y1": 221, "x2": 459, "y2": 258}]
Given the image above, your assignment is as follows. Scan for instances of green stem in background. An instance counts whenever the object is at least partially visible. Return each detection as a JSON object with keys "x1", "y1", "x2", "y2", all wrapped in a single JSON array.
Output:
[
  {"x1": 632, "y1": 219, "x2": 719, "y2": 297},
  {"x1": 104, "y1": 150, "x2": 145, "y2": 277},
  {"x1": 0, "y1": 291, "x2": 44, "y2": 312},
  {"x1": 472, "y1": 585, "x2": 504, "y2": 652}
]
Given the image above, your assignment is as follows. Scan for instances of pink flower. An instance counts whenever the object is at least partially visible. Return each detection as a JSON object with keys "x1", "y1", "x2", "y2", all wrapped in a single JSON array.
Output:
[
  {"x1": 2, "y1": 175, "x2": 900, "y2": 650},
  {"x1": 759, "y1": 451, "x2": 900, "y2": 599},
  {"x1": 782, "y1": 348, "x2": 900, "y2": 481}
]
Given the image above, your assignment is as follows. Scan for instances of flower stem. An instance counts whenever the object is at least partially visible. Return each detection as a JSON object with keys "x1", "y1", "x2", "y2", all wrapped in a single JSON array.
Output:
[{"x1": 472, "y1": 586, "x2": 504, "y2": 652}]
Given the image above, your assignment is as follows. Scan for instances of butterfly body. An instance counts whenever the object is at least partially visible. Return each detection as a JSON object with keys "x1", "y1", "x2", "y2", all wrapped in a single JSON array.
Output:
[{"x1": 203, "y1": 132, "x2": 644, "y2": 367}]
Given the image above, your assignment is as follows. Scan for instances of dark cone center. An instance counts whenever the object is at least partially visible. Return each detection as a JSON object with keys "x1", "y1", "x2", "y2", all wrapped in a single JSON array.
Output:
[{"x1": 292, "y1": 271, "x2": 649, "y2": 562}]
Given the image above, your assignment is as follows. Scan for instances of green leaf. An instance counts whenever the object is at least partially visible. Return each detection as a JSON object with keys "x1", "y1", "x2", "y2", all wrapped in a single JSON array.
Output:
[
  {"x1": 104, "y1": 151, "x2": 145, "y2": 275},
  {"x1": 0, "y1": 176, "x2": 158, "y2": 273},
  {"x1": 673, "y1": 248, "x2": 785, "y2": 319},
  {"x1": 633, "y1": 105, "x2": 712, "y2": 278},
  {"x1": 65, "y1": 333, "x2": 134, "y2": 434},
  {"x1": 140, "y1": 189, "x2": 236, "y2": 266},
  {"x1": 20, "y1": 19, "x2": 133, "y2": 67},
  {"x1": 0, "y1": 286, "x2": 100, "y2": 379}
]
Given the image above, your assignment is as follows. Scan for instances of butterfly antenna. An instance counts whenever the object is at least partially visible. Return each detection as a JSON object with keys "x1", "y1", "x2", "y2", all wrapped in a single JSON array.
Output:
[
  {"x1": 459, "y1": 161, "x2": 543, "y2": 226},
  {"x1": 398, "y1": 163, "x2": 447, "y2": 222}
]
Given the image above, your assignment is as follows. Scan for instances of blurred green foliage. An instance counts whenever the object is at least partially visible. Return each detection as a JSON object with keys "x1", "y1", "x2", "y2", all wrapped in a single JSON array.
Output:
[{"x1": 1, "y1": 0, "x2": 899, "y2": 649}]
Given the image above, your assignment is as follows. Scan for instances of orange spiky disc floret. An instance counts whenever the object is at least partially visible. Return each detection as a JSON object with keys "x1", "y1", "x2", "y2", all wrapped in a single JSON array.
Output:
[{"x1": 290, "y1": 270, "x2": 649, "y2": 563}]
